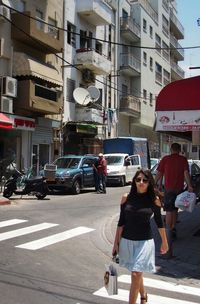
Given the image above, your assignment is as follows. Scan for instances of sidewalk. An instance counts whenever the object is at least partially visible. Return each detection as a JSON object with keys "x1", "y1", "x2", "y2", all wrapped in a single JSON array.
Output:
[
  {"x1": 0, "y1": 195, "x2": 11, "y2": 205},
  {"x1": 105, "y1": 203, "x2": 200, "y2": 281}
]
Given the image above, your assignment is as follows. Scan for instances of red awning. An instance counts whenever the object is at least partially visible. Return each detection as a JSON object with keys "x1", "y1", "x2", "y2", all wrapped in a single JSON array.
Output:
[
  {"x1": 0, "y1": 113, "x2": 13, "y2": 129},
  {"x1": 156, "y1": 75, "x2": 200, "y2": 111},
  {"x1": 155, "y1": 76, "x2": 200, "y2": 132}
]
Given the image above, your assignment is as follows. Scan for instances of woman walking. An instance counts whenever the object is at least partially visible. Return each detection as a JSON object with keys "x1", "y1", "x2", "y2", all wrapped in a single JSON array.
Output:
[{"x1": 112, "y1": 169, "x2": 168, "y2": 304}]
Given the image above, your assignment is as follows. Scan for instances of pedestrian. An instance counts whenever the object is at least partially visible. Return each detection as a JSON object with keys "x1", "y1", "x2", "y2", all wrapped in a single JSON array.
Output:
[
  {"x1": 112, "y1": 169, "x2": 168, "y2": 304},
  {"x1": 154, "y1": 142, "x2": 193, "y2": 257},
  {"x1": 93, "y1": 158, "x2": 99, "y2": 192},
  {"x1": 96, "y1": 153, "x2": 107, "y2": 193}
]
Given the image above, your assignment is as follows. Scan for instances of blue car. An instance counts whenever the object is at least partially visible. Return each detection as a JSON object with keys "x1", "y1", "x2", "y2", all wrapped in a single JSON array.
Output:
[{"x1": 42, "y1": 155, "x2": 98, "y2": 194}]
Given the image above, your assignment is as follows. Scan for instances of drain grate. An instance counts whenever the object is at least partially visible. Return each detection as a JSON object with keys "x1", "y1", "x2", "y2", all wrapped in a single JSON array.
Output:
[{"x1": 193, "y1": 228, "x2": 200, "y2": 237}]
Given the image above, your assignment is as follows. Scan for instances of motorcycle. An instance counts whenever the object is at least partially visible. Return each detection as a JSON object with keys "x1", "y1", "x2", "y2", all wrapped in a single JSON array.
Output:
[{"x1": 3, "y1": 167, "x2": 48, "y2": 200}]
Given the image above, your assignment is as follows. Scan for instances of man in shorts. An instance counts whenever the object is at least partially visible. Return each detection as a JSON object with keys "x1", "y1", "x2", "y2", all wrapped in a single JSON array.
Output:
[{"x1": 155, "y1": 143, "x2": 193, "y2": 257}]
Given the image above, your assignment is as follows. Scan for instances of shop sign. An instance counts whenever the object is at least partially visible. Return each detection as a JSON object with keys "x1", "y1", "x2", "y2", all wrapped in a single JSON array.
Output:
[
  {"x1": 11, "y1": 115, "x2": 36, "y2": 131},
  {"x1": 155, "y1": 110, "x2": 200, "y2": 131}
]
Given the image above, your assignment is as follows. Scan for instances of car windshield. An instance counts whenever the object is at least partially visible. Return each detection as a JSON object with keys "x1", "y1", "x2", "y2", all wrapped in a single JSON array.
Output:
[
  {"x1": 54, "y1": 157, "x2": 81, "y2": 169},
  {"x1": 105, "y1": 156, "x2": 124, "y2": 165}
]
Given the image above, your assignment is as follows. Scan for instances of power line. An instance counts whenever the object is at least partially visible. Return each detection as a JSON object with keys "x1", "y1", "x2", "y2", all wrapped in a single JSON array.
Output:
[{"x1": 3, "y1": 3, "x2": 200, "y2": 51}]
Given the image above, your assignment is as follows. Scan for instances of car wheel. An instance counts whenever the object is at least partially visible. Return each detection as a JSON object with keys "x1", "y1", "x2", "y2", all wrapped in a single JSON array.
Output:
[
  {"x1": 120, "y1": 176, "x2": 126, "y2": 187},
  {"x1": 72, "y1": 180, "x2": 81, "y2": 195}
]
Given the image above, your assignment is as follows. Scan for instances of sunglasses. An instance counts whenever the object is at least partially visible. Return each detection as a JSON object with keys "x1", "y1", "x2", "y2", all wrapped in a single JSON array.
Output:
[{"x1": 135, "y1": 177, "x2": 149, "y2": 184}]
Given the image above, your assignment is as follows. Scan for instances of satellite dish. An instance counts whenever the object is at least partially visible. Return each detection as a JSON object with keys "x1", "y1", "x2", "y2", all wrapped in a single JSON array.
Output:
[
  {"x1": 87, "y1": 86, "x2": 100, "y2": 102},
  {"x1": 73, "y1": 87, "x2": 91, "y2": 106}
]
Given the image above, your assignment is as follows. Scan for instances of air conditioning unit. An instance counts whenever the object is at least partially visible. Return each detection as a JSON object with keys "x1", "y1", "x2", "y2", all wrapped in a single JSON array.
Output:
[
  {"x1": 82, "y1": 69, "x2": 95, "y2": 83},
  {"x1": 1, "y1": 96, "x2": 13, "y2": 114},
  {"x1": 1, "y1": 77, "x2": 17, "y2": 97},
  {"x1": 0, "y1": 5, "x2": 11, "y2": 21}
]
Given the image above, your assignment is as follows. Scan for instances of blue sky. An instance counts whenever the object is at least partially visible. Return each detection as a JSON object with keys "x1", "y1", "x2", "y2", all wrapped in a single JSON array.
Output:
[{"x1": 177, "y1": 0, "x2": 200, "y2": 77}]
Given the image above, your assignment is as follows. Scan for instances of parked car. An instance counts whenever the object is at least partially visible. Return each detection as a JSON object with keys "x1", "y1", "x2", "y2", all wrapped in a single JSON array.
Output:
[
  {"x1": 150, "y1": 160, "x2": 200, "y2": 202},
  {"x1": 150, "y1": 158, "x2": 159, "y2": 169},
  {"x1": 40, "y1": 155, "x2": 98, "y2": 194}
]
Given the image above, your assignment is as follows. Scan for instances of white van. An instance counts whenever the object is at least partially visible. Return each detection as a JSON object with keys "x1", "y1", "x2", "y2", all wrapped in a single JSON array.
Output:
[{"x1": 104, "y1": 153, "x2": 142, "y2": 186}]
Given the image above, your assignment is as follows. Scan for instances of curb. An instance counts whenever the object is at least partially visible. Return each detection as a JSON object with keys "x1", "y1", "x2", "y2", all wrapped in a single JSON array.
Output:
[{"x1": 0, "y1": 196, "x2": 11, "y2": 205}]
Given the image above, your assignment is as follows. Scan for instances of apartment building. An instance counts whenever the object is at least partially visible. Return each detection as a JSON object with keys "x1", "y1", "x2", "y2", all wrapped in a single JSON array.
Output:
[
  {"x1": 0, "y1": 0, "x2": 63, "y2": 172},
  {"x1": 62, "y1": 0, "x2": 116, "y2": 155},
  {"x1": 117, "y1": 0, "x2": 185, "y2": 156}
]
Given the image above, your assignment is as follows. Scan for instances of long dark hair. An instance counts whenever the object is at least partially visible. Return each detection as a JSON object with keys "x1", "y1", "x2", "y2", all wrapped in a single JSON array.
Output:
[{"x1": 128, "y1": 169, "x2": 156, "y2": 202}]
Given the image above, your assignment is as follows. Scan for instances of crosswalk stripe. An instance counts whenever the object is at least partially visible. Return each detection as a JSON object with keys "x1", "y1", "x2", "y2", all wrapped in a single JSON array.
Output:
[
  {"x1": 93, "y1": 287, "x2": 199, "y2": 304},
  {"x1": 119, "y1": 275, "x2": 200, "y2": 297},
  {"x1": 15, "y1": 226, "x2": 95, "y2": 250},
  {"x1": 0, "y1": 223, "x2": 58, "y2": 241},
  {"x1": 0, "y1": 219, "x2": 28, "y2": 228}
]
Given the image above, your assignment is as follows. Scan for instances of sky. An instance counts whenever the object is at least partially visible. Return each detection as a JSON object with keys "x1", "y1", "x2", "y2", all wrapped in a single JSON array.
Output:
[{"x1": 177, "y1": 0, "x2": 200, "y2": 78}]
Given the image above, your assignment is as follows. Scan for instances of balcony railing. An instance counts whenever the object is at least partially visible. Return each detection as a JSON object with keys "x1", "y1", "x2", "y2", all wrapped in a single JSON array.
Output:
[
  {"x1": 120, "y1": 17, "x2": 141, "y2": 41},
  {"x1": 120, "y1": 53, "x2": 141, "y2": 76},
  {"x1": 170, "y1": 34, "x2": 184, "y2": 60},
  {"x1": 120, "y1": 95, "x2": 141, "y2": 117},
  {"x1": 170, "y1": 8, "x2": 184, "y2": 39},
  {"x1": 171, "y1": 61, "x2": 185, "y2": 80}
]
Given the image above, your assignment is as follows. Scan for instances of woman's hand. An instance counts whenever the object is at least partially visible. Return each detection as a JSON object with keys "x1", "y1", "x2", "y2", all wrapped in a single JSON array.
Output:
[{"x1": 112, "y1": 243, "x2": 119, "y2": 257}]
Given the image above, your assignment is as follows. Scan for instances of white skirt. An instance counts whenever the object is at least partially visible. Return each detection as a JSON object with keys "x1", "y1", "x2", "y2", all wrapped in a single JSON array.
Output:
[{"x1": 119, "y1": 237, "x2": 156, "y2": 273}]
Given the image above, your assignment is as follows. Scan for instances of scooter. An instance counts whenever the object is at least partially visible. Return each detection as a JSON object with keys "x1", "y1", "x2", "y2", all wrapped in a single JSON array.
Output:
[{"x1": 3, "y1": 168, "x2": 48, "y2": 200}]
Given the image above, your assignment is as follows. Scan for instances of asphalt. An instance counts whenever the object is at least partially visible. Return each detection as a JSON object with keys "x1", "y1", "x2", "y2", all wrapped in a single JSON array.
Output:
[{"x1": 104, "y1": 203, "x2": 200, "y2": 283}]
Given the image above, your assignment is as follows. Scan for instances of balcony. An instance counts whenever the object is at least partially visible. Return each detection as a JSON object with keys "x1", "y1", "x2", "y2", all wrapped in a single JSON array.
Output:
[
  {"x1": 120, "y1": 17, "x2": 140, "y2": 42},
  {"x1": 170, "y1": 34, "x2": 184, "y2": 61},
  {"x1": 15, "y1": 80, "x2": 62, "y2": 115},
  {"x1": 76, "y1": 48, "x2": 112, "y2": 75},
  {"x1": 119, "y1": 95, "x2": 141, "y2": 117},
  {"x1": 132, "y1": 0, "x2": 158, "y2": 24},
  {"x1": 11, "y1": 11, "x2": 63, "y2": 53},
  {"x1": 170, "y1": 8, "x2": 184, "y2": 39},
  {"x1": 77, "y1": 0, "x2": 112, "y2": 26},
  {"x1": 120, "y1": 53, "x2": 141, "y2": 76},
  {"x1": 171, "y1": 61, "x2": 185, "y2": 81},
  {"x1": 75, "y1": 107, "x2": 104, "y2": 124}
]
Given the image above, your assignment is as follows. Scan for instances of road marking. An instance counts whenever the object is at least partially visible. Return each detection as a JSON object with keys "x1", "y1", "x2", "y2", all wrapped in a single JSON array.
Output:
[
  {"x1": 0, "y1": 219, "x2": 28, "y2": 228},
  {"x1": 0, "y1": 223, "x2": 58, "y2": 241},
  {"x1": 16, "y1": 226, "x2": 95, "y2": 250},
  {"x1": 119, "y1": 275, "x2": 200, "y2": 297},
  {"x1": 93, "y1": 287, "x2": 199, "y2": 304}
]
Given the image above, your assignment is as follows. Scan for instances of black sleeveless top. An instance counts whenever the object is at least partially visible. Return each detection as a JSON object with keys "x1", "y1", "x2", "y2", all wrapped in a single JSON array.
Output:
[{"x1": 118, "y1": 192, "x2": 164, "y2": 241}]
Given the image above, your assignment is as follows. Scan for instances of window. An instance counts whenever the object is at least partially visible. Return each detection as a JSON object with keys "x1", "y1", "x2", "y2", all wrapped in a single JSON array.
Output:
[
  {"x1": 162, "y1": 41, "x2": 170, "y2": 61},
  {"x1": 143, "y1": 89, "x2": 147, "y2": 102},
  {"x1": 66, "y1": 78, "x2": 75, "y2": 103},
  {"x1": 143, "y1": 19, "x2": 147, "y2": 32},
  {"x1": 96, "y1": 40, "x2": 102, "y2": 55},
  {"x1": 48, "y1": 17, "x2": 58, "y2": 38},
  {"x1": 122, "y1": 84, "x2": 128, "y2": 97},
  {"x1": 149, "y1": 93, "x2": 153, "y2": 106},
  {"x1": 150, "y1": 57, "x2": 153, "y2": 71},
  {"x1": 155, "y1": 62, "x2": 162, "y2": 84},
  {"x1": 143, "y1": 51, "x2": 147, "y2": 66},
  {"x1": 162, "y1": 14, "x2": 169, "y2": 37},
  {"x1": 163, "y1": 69, "x2": 170, "y2": 85},
  {"x1": 36, "y1": 9, "x2": 44, "y2": 30},
  {"x1": 80, "y1": 30, "x2": 92, "y2": 49},
  {"x1": 67, "y1": 22, "x2": 76, "y2": 47},
  {"x1": 149, "y1": 25, "x2": 153, "y2": 38},
  {"x1": 122, "y1": 9, "x2": 128, "y2": 19},
  {"x1": 155, "y1": 33, "x2": 161, "y2": 54}
]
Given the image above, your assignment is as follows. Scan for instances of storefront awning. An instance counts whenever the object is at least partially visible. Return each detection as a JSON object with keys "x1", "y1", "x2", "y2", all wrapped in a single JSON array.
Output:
[
  {"x1": 13, "y1": 52, "x2": 63, "y2": 86},
  {"x1": 155, "y1": 76, "x2": 200, "y2": 132},
  {"x1": 0, "y1": 113, "x2": 13, "y2": 129}
]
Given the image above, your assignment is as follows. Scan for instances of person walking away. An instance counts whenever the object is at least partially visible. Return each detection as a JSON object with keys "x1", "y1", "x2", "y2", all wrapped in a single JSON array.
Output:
[
  {"x1": 97, "y1": 153, "x2": 107, "y2": 193},
  {"x1": 154, "y1": 142, "x2": 193, "y2": 257},
  {"x1": 112, "y1": 169, "x2": 168, "y2": 304}
]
